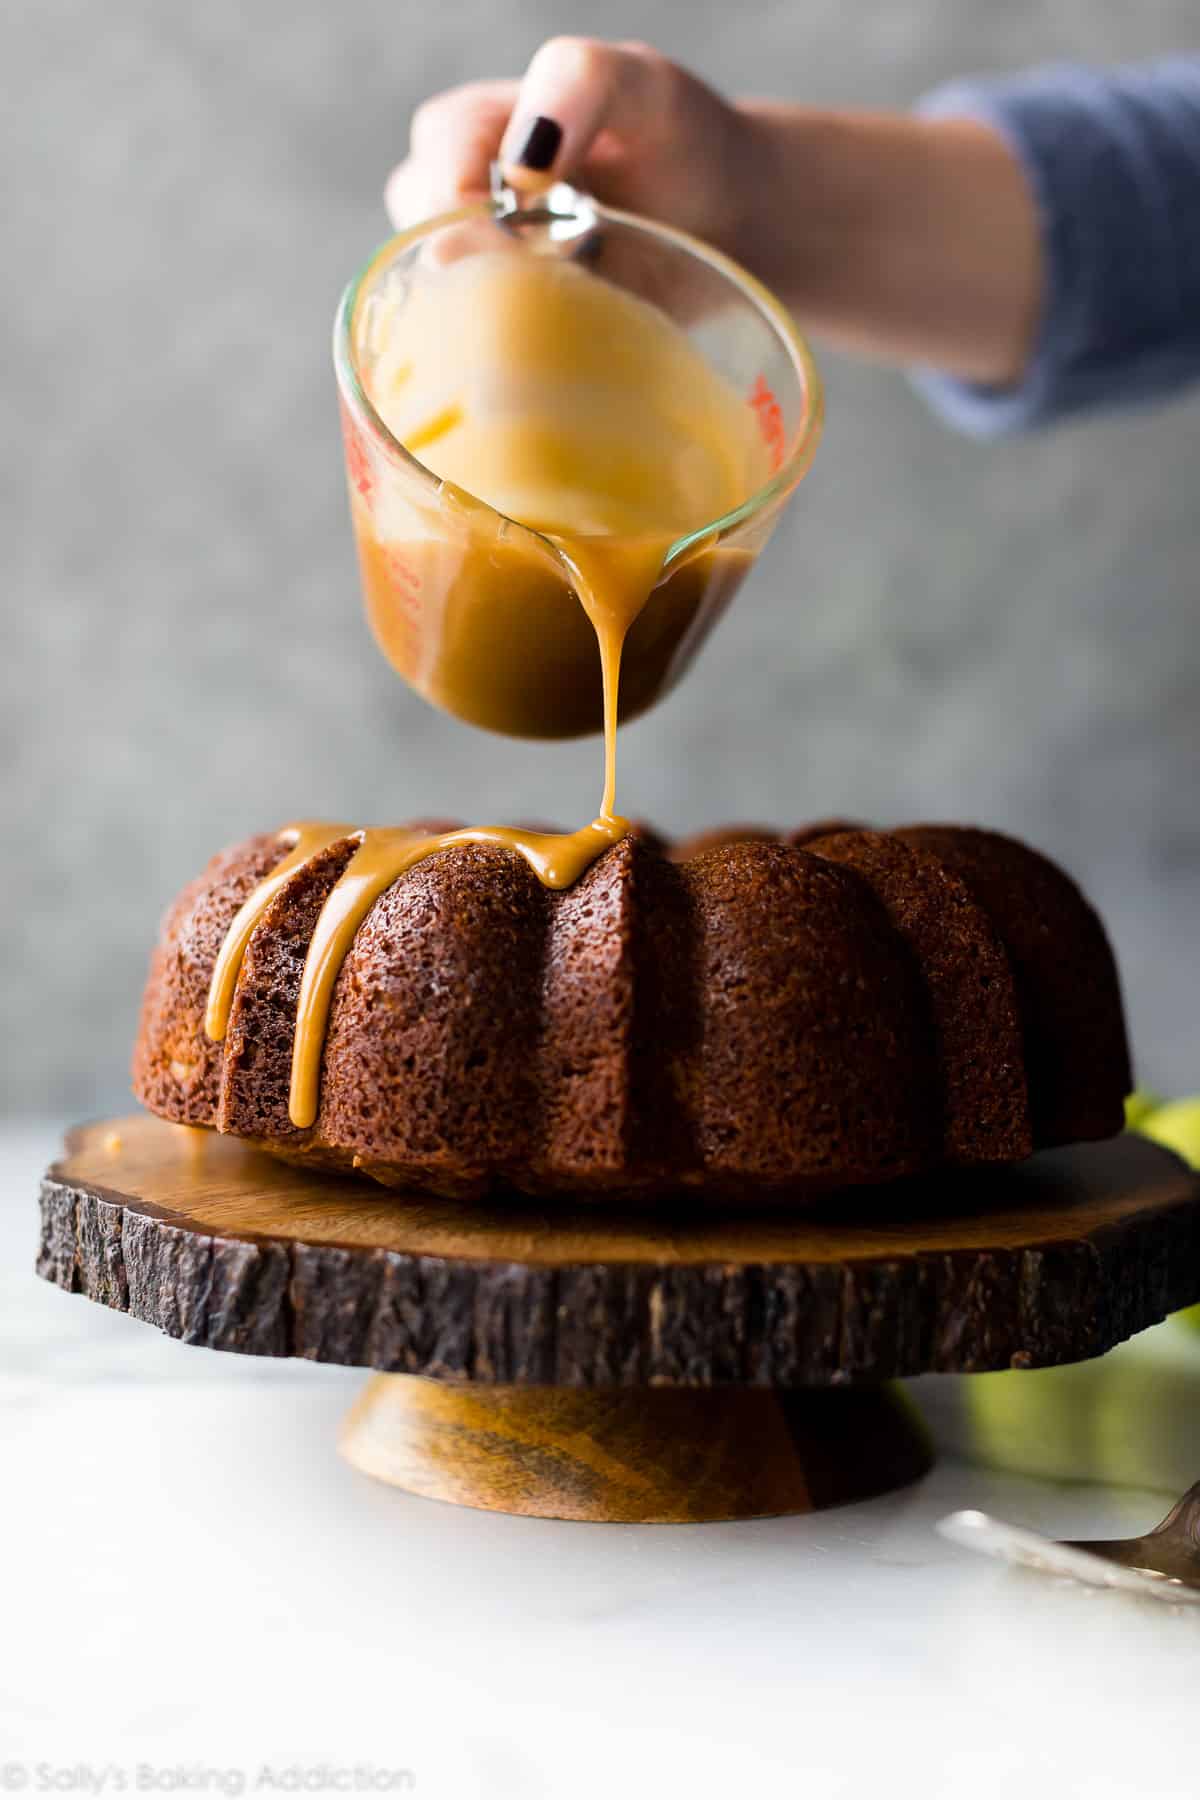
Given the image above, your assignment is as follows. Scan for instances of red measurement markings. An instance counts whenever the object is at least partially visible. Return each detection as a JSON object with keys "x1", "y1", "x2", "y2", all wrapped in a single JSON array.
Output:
[
  {"x1": 339, "y1": 400, "x2": 375, "y2": 503},
  {"x1": 384, "y1": 546, "x2": 423, "y2": 623},
  {"x1": 747, "y1": 374, "x2": 786, "y2": 473}
]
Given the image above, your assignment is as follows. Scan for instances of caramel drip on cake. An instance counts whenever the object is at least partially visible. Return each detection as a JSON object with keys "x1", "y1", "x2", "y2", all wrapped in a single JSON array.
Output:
[
  {"x1": 202, "y1": 534, "x2": 671, "y2": 1130},
  {"x1": 204, "y1": 811, "x2": 629, "y2": 1130},
  {"x1": 205, "y1": 820, "x2": 354, "y2": 1047}
]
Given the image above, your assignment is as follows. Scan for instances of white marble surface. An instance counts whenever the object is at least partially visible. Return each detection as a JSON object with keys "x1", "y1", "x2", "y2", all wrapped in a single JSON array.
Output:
[{"x1": 4, "y1": 1122, "x2": 1200, "y2": 1799}]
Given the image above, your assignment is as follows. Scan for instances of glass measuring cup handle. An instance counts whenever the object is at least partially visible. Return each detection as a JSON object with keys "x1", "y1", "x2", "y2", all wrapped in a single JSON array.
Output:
[
  {"x1": 488, "y1": 161, "x2": 600, "y2": 239},
  {"x1": 489, "y1": 159, "x2": 520, "y2": 217}
]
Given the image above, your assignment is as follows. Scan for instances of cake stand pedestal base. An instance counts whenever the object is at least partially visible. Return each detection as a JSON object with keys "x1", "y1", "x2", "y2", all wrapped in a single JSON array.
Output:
[{"x1": 338, "y1": 1376, "x2": 932, "y2": 1521}]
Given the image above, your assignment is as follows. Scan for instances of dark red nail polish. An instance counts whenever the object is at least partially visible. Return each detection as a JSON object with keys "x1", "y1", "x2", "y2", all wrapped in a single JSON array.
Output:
[{"x1": 515, "y1": 115, "x2": 563, "y2": 172}]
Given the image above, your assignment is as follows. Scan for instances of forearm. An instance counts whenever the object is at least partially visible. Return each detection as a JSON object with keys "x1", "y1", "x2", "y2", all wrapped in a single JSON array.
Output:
[
  {"x1": 736, "y1": 105, "x2": 1042, "y2": 385},
  {"x1": 741, "y1": 59, "x2": 1200, "y2": 437},
  {"x1": 391, "y1": 43, "x2": 1200, "y2": 436}
]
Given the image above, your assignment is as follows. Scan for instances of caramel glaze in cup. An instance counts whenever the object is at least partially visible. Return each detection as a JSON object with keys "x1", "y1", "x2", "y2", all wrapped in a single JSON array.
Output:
[{"x1": 357, "y1": 525, "x2": 755, "y2": 740}]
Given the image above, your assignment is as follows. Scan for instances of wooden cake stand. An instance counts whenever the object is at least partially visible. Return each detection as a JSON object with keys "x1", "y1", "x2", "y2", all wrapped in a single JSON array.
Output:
[{"x1": 37, "y1": 1114, "x2": 1200, "y2": 1523}]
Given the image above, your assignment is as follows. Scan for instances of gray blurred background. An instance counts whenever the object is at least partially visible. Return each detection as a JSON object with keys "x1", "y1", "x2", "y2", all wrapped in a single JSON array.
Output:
[{"x1": 6, "y1": 0, "x2": 1200, "y2": 1120}]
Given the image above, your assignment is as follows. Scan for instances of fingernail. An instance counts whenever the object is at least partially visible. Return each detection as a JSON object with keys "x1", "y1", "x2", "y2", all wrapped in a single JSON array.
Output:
[{"x1": 512, "y1": 115, "x2": 562, "y2": 172}]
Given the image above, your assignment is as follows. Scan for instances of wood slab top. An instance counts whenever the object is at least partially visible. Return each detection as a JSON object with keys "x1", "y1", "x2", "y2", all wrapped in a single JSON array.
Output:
[{"x1": 36, "y1": 1113, "x2": 1200, "y2": 1387}]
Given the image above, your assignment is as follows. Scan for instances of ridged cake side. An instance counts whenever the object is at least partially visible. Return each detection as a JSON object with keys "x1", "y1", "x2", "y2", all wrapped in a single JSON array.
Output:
[{"x1": 132, "y1": 823, "x2": 1132, "y2": 1200}]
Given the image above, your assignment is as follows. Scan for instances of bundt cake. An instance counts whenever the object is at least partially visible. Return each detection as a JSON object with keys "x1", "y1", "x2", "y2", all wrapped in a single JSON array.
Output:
[{"x1": 132, "y1": 821, "x2": 1131, "y2": 1202}]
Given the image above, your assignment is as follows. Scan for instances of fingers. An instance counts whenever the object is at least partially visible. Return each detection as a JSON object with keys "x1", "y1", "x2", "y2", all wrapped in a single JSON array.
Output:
[
  {"x1": 498, "y1": 38, "x2": 668, "y2": 191},
  {"x1": 385, "y1": 79, "x2": 518, "y2": 227},
  {"x1": 383, "y1": 40, "x2": 679, "y2": 232}
]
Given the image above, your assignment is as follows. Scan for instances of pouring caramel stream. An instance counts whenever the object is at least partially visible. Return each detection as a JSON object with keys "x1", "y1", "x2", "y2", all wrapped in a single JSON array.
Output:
[
  {"x1": 205, "y1": 535, "x2": 650, "y2": 1131},
  {"x1": 207, "y1": 251, "x2": 768, "y2": 1129}
]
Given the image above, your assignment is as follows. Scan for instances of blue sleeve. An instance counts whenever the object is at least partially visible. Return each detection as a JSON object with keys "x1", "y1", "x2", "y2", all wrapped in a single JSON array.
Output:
[{"x1": 911, "y1": 57, "x2": 1200, "y2": 436}]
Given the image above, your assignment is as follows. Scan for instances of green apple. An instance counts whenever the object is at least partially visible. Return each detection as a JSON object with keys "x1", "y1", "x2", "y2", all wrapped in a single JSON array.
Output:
[
  {"x1": 941, "y1": 1321, "x2": 1200, "y2": 1487},
  {"x1": 1130, "y1": 1094, "x2": 1200, "y2": 1333},
  {"x1": 1138, "y1": 1096, "x2": 1200, "y2": 1168},
  {"x1": 1124, "y1": 1088, "x2": 1164, "y2": 1131},
  {"x1": 944, "y1": 1089, "x2": 1200, "y2": 1476}
]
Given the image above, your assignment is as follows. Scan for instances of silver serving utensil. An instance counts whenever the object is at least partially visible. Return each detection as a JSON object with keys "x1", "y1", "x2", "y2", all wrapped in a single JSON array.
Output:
[{"x1": 938, "y1": 1482, "x2": 1200, "y2": 1603}]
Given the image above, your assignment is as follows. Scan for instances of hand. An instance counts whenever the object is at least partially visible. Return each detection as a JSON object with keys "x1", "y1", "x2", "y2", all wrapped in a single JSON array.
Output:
[
  {"x1": 384, "y1": 37, "x2": 767, "y2": 272},
  {"x1": 385, "y1": 38, "x2": 1041, "y2": 387}
]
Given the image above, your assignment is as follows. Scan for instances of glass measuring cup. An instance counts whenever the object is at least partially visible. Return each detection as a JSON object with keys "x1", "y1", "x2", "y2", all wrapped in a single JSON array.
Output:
[{"x1": 333, "y1": 187, "x2": 823, "y2": 740}]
